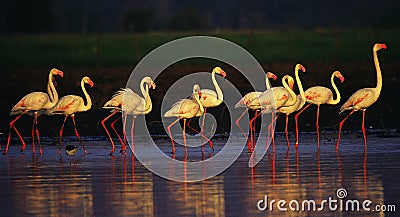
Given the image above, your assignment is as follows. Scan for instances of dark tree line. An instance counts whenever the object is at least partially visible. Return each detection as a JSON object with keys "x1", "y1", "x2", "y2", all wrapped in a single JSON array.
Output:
[{"x1": 1, "y1": 0, "x2": 399, "y2": 34}]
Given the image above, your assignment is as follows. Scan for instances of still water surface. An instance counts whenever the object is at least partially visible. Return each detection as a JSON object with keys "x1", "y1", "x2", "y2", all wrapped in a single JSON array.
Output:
[{"x1": 0, "y1": 134, "x2": 399, "y2": 216}]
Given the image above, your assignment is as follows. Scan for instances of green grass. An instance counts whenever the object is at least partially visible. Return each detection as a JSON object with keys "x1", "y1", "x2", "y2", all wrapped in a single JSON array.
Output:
[{"x1": 1, "y1": 28, "x2": 399, "y2": 69}]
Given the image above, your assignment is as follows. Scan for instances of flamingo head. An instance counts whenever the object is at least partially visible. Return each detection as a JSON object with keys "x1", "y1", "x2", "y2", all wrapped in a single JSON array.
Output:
[
  {"x1": 83, "y1": 76, "x2": 94, "y2": 87},
  {"x1": 333, "y1": 71, "x2": 345, "y2": 83},
  {"x1": 143, "y1": 77, "x2": 156, "y2": 90},
  {"x1": 193, "y1": 84, "x2": 202, "y2": 97},
  {"x1": 213, "y1": 67, "x2": 227, "y2": 78},
  {"x1": 296, "y1": 64, "x2": 306, "y2": 73},
  {"x1": 374, "y1": 43, "x2": 387, "y2": 51},
  {"x1": 51, "y1": 68, "x2": 64, "y2": 77},
  {"x1": 266, "y1": 72, "x2": 277, "y2": 81},
  {"x1": 284, "y1": 75, "x2": 295, "y2": 90}
]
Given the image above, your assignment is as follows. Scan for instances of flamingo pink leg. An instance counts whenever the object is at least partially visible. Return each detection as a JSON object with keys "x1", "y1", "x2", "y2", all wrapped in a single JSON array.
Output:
[
  {"x1": 316, "y1": 104, "x2": 321, "y2": 149},
  {"x1": 123, "y1": 114, "x2": 128, "y2": 147},
  {"x1": 110, "y1": 116, "x2": 126, "y2": 153},
  {"x1": 71, "y1": 114, "x2": 87, "y2": 155},
  {"x1": 336, "y1": 110, "x2": 355, "y2": 150},
  {"x1": 252, "y1": 110, "x2": 259, "y2": 150},
  {"x1": 249, "y1": 109, "x2": 266, "y2": 151},
  {"x1": 361, "y1": 109, "x2": 367, "y2": 149},
  {"x1": 33, "y1": 112, "x2": 42, "y2": 155},
  {"x1": 235, "y1": 108, "x2": 253, "y2": 149},
  {"x1": 101, "y1": 110, "x2": 117, "y2": 155},
  {"x1": 4, "y1": 111, "x2": 28, "y2": 154},
  {"x1": 130, "y1": 116, "x2": 136, "y2": 154},
  {"x1": 185, "y1": 119, "x2": 214, "y2": 153},
  {"x1": 285, "y1": 114, "x2": 290, "y2": 149},
  {"x1": 167, "y1": 118, "x2": 180, "y2": 154},
  {"x1": 31, "y1": 113, "x2": 36, "y2": 153},
  {"x1": 294, "y1": 104, "x2": 310, "y2": 148},
  {"x1": 183, "y1": 119, "x2": 188, "y2": 154},
  {"x1": 58, "y1": 115, "x2": 68, "y2": 155},
  {"x1": 200, "y1": 108, "x2": 207, "y2": 143},
  {"x1": 270, "y1": 114, "x2": 279, "y2": 148}
]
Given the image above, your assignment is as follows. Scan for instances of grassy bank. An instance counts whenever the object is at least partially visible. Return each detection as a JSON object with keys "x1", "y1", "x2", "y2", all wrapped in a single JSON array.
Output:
[{"x1": 1, "y1": 28, "x2": 399, "y2": 69}]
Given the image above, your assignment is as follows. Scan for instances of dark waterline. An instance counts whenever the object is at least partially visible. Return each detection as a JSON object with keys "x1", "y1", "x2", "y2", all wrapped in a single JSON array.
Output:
[{"x1": 0, "y1": 134, "x2": 399, "y2": 216}]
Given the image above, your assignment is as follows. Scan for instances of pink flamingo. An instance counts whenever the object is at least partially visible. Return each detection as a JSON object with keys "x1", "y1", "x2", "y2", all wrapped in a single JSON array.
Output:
[
  {"x1": 46, "y1": 76, "x2": 94, "y2": 154},
  {"x1": 4, "y1": 68, "x2": 64, "y2": 155},
  {"x1": 197, "y1": 67, "x2": 226, "y2": 148},
  {"x1": 101, "y1": 77, "x2": 156, "y2": 155},
  {"x1": 336, "y1": 43, "x2": 386, "y2": 150},
  {"x1": 294, "y1": 70, "x2": 345, "y2": 148},
  {"x1": 235, "y1": 72, "x2": 277, "y2": 151},
  {"x1": 276, "y1": 64, "x2": 306, "y2": 148},
  {"x1": 120, "y1": 77, "x2": 156, "y2": 154},
  {"x1": 164, "y1": 84, "x2": 211, "y2": 154},
  {"x1": 249, "y1": 74, "x2": 297, "y2": 151}
]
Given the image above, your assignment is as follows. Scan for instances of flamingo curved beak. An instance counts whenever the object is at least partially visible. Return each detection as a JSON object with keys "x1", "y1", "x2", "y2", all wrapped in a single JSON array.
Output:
[
  {"x1": 58, "y1": 70, "x2": 64, "y2": 77},
  {"x1": 151, "y1": 82, "x2": 156, "y2": 89},
  {"x1": 339, "y1": 75, "x2": 345, "y2": 83},
  {"x1": 301, "y1": 66, "x2": 306, "y2": 72},
  {"x1": 381, "y1": 44, "x2": 387, "y2": 49},
  {"x1": 220, "y1": 70, "x2": 227, "y2": 78},
  {"x1": 88, "y1": 80, "x2": 94, "y2": 87}
]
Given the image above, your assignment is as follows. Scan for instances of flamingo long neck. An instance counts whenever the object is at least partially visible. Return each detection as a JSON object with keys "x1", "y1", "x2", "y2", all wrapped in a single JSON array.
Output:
[
  {"x1": 81, "y1": 80, "x2": 92, "y2": 112},
  {"x1": 373, "y1": 48, "x2": 383, "y2": 98},
  {"x1": 282, "y1": 76, "x2": 297, "y2": 106},
  {"x1": 212, "y1": 70, "x2": 223, "y2": 101},
  {"x1": 141, "y1": 81, "x2": 152, "y2": 114},
  {"x1": 47, "y1": 73, "x2": 58, "y2": 106},
  {"x1": 328, "y1": 73, "x2": 341, "y2": 105},
  {"x1": 295, "y1": 66, "x2": 305, "y2": 102},
  {"x1": 193, "y1": 90, "x2": 204, "y2": 113},
  {"x1": 265, "y1": 74, "x2": 272, "y2": 90}
]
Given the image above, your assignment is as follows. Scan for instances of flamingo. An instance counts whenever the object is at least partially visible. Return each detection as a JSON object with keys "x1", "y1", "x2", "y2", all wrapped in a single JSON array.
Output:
[
  {"x1": 336, "y1": 43, "x2": 386, "y2": 150},
  {"x1": 4, "y1": 68, "x2": 64, "y2": 155},
  {"x1": 120, "y1": 77, "x2": 156, "y2": 155},
  {"x1": 294, "y1": 70, "x2": 345, "y2": 148},
  {"x1": 101, "y1": 77, "x2": 156, "y2": 155},
  {"x1": 275, "y1": 64, "x2": 307, "y2": 148},
  {"x1": 46, "y1": 76, "x2": 94, "y2": 155},
  {"x1": 235, "y1": 72, "x2": 277, "y2": 151},
  {"x1": 164, "y1": 84, "x2": 210, "y2": 154},
  {"x1": 248, "y1": 74, "x2": 297, "y2": 151},
  {"x1": 196, "y1": 67, "x2": 226, "y2": 146}
]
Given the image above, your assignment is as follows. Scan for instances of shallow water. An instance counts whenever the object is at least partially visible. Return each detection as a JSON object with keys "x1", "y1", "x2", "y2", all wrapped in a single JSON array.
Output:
[{"x1": 0, "y1": 134, "x2": 399, "y2": 217}]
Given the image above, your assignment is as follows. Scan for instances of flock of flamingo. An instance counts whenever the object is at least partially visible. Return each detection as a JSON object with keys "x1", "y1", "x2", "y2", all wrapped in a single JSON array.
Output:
[{"x1": 2, "y1": 43, "x2": 386, "y2": 157}]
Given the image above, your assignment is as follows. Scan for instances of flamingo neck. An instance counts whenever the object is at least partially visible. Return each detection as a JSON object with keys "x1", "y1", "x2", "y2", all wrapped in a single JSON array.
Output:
[
  {"x1": 374, "y1": 47, "x2": 383, "y2": 98},
  {"x1": 47, "y1": 73, "x2": 58, "y2": 106},
  {"x1": 193, "y1": 89, "x2": 204, "y2": 114},
  {"x1": 212, "y1": 70, "x2": 223, "y2": 101},
  {"x1": 142, "y1": 81, "x2": 152, "y2": 114},
  {"x1": 265, "y1": 74, "x2": 271, "y2": 90},
  {"x1": 81, "y1": 80, "x2": 92, "y2": 111},
  {"x1": 295, "y1": 66, "x2": 305, "y2": 102},
  {"x1": 282, "y1": 76, "x2": 297, "y2": 106},
  {"x1": 329, "y1": 73, "x2": 341, "y2": 105}
]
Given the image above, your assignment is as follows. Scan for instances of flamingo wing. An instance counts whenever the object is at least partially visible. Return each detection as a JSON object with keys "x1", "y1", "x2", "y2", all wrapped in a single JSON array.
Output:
[
  {"x1": 305, "y1": 86, "x2": 333, "y2": 104},
  {"x1": 48, "y1": 95, "x2": 83, "y2": 115},
  {"x1": 198, "y1": 89, "x2": 221, "y2": 107},
  {"x1": 235, "y1": 91, "x2": 262, "y2": 108},
  {"x1": 340, "y1": 88, "x2": 375, "y2": 113},
  {"x1": 11, "y1": 92, "x2": 50, "y2": 115}
]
